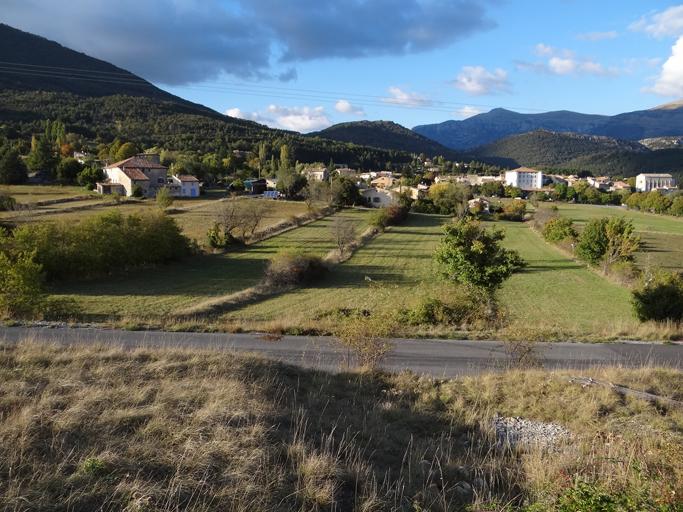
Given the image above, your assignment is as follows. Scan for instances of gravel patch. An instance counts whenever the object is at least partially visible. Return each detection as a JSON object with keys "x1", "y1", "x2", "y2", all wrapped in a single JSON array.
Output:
[{"x1": 489, "y1": 414, "x2": 572, "y2": 451}]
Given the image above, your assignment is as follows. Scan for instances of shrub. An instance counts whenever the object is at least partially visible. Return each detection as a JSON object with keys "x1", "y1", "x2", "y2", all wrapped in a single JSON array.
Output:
[
  {"x1": 264, "y1": 250, "x2": 326, "y2": 288},
  {"x1": 155, "y1": 187, "x2": 174, "y2": 209},
  {"x1": 131, "y1": 185, "x2": 144, "y2": 198},
  {"x1": 368, "y1": 207, "x2": 388, "y2": 232},
  {"x1": 385, "y1": 205, "x2": 408, "y2": 226},
  {"x1": 542, "y1": 217, "x2": 578, "y2": 243},
  {"x1": 404, "y1": 287, "x2": 500, "y2": 326},
  {"x1": 631, "y1": 271, "x2": 683, "y2": 322},
  {"x1": 575, "y1": 217, "x2": 609, "y2": 265},
  {"x1": 0, "y1": 251, "x2": 45, "y2": 317},
  {"x1": 204, "y1": 220, "x2": 237, "y2": 249},
  {"x1": 0, "y1": 189, "x2": 16, "y2": 211},
  {"x1": 331, "y1": 310, "x2": 397, "y2": 370}
]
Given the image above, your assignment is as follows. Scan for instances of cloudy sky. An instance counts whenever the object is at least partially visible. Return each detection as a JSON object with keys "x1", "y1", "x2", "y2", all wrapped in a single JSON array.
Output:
[{"x1": 4, "y1": 0, "x2": 683, "y2": 132}]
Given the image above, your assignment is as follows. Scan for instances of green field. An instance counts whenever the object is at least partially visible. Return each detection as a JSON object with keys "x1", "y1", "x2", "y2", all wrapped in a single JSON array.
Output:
[
  {"x1": 495, "y1": 222, "x2": 634, "y2": 331},
  {"x1": 54, "y1": 209, "x2": 369, "y2": 319},
  {"x1": 220, "y1": 213, "x2": 449, "y2": 324},
  {"x1": 553, "y1": 203, "x2": 683, "y2": 272}
]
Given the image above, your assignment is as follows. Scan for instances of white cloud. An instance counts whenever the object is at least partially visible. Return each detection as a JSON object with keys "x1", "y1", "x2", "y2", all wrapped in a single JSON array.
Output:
[
  {"x1": 519, "y1": 45, "x2": 617, "y2": 78},
  {"x1": 264, "y1": 105, "x2": 332, "y2": 132},
  {"x1": 641, "y1": 35, "x2": 683, "y2": 97},
  {"x1": 225, "y1": 108, "x2": 275, "y2": 125},
  {"x1": 380, "y1": 86, "x2": 431, "y2": 107},
  {"x1": 452, "y1": 66, "x2": 510, "y2": 96},
  {"x1": 451, "y1": 106, "x2": 486, "y2": 119},
  {"x1": 334, "y1": 100, "x2": 365, "y2": 116},
  {"x1": 533, "y1": 43, "x2": 555, "y2": 56},
  {"x1": 629, "y1": 6, "x2": 683, "y2": 39},
  {"x1": 575, "y1": 30, "x2": 617, "y2": 41},
  {"x1": 226, "y1": 105, "x2": 331, "y2": 132}
]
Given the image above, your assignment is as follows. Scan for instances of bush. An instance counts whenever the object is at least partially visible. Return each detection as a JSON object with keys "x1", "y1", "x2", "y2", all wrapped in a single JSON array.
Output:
[
  {"x1": 0, "y1": 189, "x2": 16, "y2": 211},
  {"x1": 131, "y1": 185, "x2": 144, "y2": 198},
  {"x1": 575, "y1": 217, "x2": 608, "y2": 265},
  {"x1": 155, "y1": 187, "x2": 174, "y2": 209},
  {"x1": 385, "y1": 205, "x2": 408, "y2": 226},
  {"x1": 264, "y1": 250, "x2": 326, "y2": 288},
  {"x1": 631, "y1": 271, "x2": 683, "y2": 322},
  {"x1": 404, "y1": 287, "x2": 499, "y2": 326},
  {"x1": 368, "y1": 207, "x2": 388, "y2": 232},
  {"x1": 0, "y1": 251, "x2": 45, "y2": 317},
  {"x1": 542, "y1": 217, "x2": 578, "y2": 243}
]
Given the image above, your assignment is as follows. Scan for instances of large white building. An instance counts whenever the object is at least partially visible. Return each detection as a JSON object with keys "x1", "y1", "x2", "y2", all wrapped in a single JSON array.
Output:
[
  {"x1": 635, "y1": 173, "x2": 676, "y2": 193},
  {"x1": 505, "y1": 168, "x2": 543, "y2": 189}
]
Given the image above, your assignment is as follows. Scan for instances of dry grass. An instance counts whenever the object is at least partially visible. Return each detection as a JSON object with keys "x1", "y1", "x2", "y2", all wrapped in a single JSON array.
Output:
[{"x1": 1, "y1": 341, "x2": 681, "y2": 511}]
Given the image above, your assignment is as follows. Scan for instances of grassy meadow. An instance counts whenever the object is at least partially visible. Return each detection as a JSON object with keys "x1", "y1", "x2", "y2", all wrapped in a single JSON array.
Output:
[
  {"x1": 1, "y1": 340, "x2": 681, "y2": 511},
  {"x1": 553, "y1": 203, "x2": 683, "y2": 272},
  {"x1": 53, "y1": 209, "x2": 370, "y2": 319}
]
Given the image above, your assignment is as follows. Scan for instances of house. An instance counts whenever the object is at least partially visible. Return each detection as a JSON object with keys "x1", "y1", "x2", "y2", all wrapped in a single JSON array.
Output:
[
  {"x1": 468, "y1": 197, "x2": 491, "y2": 213},
  {"x1": 137, "y1": 153, "x2": 161, "y2": 164},
  {"x1": 362, "y1": 187, "x2": 397, "y2": 207},
  {"x1": 102, "y1": 156, "x2": 170, "y2": 198},
  {"x1": 337, "y1": 168, "x2": 357, "y2": 178},
  {"x1": 265, "y1": 178, "x2": 279, "y2": 190},
  {"x1": 370, "y1": 176, "x2": 396, "y2": 189},
  {"x1": 172, "y1": 175, "x2": 200, "y2": 197},
  {"x1": 302, "y1": 167, "x2": 329, "y2": 181},
  {"x1": 588, "y1": 177, "x2": 612, "y2": 191},
  {"x1": 74, "y1": 151, "x2": 91, "y2": 164},
  {"x1": 244, "y1": 178, "x2": 268, "y2": 195},
  {"x1": 635, "y1": 173, "x2": 676, "y2": 193},
  {"x1": 505, "y1": 168, "x2": 543, "y2": 189}
]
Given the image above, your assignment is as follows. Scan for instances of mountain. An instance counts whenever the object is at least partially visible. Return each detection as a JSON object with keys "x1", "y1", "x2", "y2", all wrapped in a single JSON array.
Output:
[
  {"x1": 413, "y1": 103, "x2": 683, "y2": 150},
  {"x1": 307, "y1": 121, "x2": 462, "y2": 161},
  {"x1": 0, "y1": 23, "x2": 207, "y2": 111},
  {"x1": 468, "y1": 129, "x2": 650, "y2": 168}
]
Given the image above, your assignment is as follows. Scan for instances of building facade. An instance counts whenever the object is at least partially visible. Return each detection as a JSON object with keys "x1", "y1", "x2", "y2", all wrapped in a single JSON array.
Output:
[
  {"x1": 635, "y1": 173, "x2": 676, "y2": 192},
  {"x1": 505, "y1": 168, "x2": 543, "y2": 189}
]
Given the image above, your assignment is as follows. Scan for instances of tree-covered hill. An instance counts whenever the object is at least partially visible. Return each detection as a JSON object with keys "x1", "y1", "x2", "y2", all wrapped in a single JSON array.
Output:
[
  {"x1": 468, "y1": 129, "x2": 650, "y2": 168},
  {"x1": 307, "y1": 120, "x2": 462, "y2": 161},
  {"x1": 0, "y1": 23, "x2": 206, "y2": 111},
  {"x1": 0, "y1": 91, "x2": 414, "y2": 169},
  {"x1": 559, "y1": 148, "x2": 683, "y2": 178}
]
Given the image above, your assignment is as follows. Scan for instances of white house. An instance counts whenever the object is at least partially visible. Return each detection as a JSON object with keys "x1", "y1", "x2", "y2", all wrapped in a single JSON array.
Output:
[
  {"x1": 172, "y1": 175, "x2": 200, "y2": 197},
  {"x1": 102, "y1": 157, "x2": 169, "y2": 198},
  {"x1": 635, "y1": 173, "x2": 676, "y2": 193},
  {"x1": 468, "y1": 197, "x2": 491, "y2": 213},
  {"x1": 362, "y1": 187, "x2": 397, "y2": 207},
  {"x1": 505, "y1": 168, "x2": 543, "y2": 189}
]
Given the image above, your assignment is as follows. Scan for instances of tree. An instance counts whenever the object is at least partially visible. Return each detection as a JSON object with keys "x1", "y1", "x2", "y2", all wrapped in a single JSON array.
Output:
[
  {"x1": 156, "y1": 187, "x2": 174, "y2": 210},
  {"x1": 331, "y1": 176, "x2": 362, "y2": 207},
  {"x1": 55, "y1": 158, "x2": 83, "y2": 184},
  {"x1": 0, "y1": 146, "x2": 29, "y2": 184},
  {"x1": 280, "y1": 144, "x2": 291, "y2": 170},
  {"x1": 0, "y1": 251, "x2": 45, "y2": 316},
  {"x1": 329, "y1": 214, "x2": 358, "y2": 255},
  {"x1": 77, "y1": 166, "x2": 104, "y2": 189},
  {"x1": 575, "y1": 217, "x2": 608, "y2": 266},
  {"x1": 434, "y1": 218, "x2": 526, "y2": 292},
  {"x1": 131, "y1": 185, "x2": 144, "y2": 198},
  {"x1": 240, "y1": 199, "x2": 273, "y2": 238},
  {"x1": 542, "y1": 217, "x2": 578, "y2": 243},
  {"x1": 631, "y1": 271, "x2": 683, "y2": 322},
  {"x1": 603, "y1": 216, "x2": 641, "y2": 271},
  {"x1": 114, "y1": 142, "x2": 139, "y2": 162},
  {"x1": 276, "y1": 168, "x2": 307, "y2": 197},
  {"x1": 26, "y1": 136, "x2": 58, "y2": 173}
]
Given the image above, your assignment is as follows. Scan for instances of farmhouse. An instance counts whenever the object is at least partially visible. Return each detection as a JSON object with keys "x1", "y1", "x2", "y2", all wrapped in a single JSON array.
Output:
[
  {"x1": 101, "y1": 157, "x2": 169, "y2": 198},
  {"x1": 370, "y1": 176, "x2": 396, "y2": 189},
  {"x1": 468, "y1": 197, "x2": 491, "y2": 213},
  {"x1": 172, "y1": 175, "x2": 200, "y2": 197},
  {"x1": 302, "y1": 167, "x2": 330, "y2": 181}
]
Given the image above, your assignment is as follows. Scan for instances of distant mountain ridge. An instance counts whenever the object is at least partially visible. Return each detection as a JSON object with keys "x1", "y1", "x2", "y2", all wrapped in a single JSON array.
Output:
[
  {"x1": 413, "y1": 104, "x2": 683, "y2": 150},
  {"x1": 307, "y1": 120, "x2": 462, "y2": 161}
]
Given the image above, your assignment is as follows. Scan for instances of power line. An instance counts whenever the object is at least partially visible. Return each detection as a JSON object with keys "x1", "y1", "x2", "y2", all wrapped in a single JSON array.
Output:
[{"x1": 0, "y1": 60, "x2": 547, "y2": 115}]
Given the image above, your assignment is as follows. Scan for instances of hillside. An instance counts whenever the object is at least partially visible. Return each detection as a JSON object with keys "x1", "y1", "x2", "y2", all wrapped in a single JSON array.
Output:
[
  {"x1": 560, "y1": 148, "x2": 683, "y2": 178},
  {"x1": 639, "y1": 136, "x2": 683, "y2": 150},
  {"x1": 0, "y1": 23, "x2": 207, "y2": 111},
  {"x1": 307, "y1": 120, "x2": 462, "y2": 161},
  {"x1": 413, "y1": 103, "x2": 683, "y2": 150},
  {"x1": 468, "y1": 129, "x2": 650, "y2": 168}
]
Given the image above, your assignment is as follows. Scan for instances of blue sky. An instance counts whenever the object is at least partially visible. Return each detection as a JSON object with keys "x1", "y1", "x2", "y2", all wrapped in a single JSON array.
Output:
[{"x1": 4, "y1": 0, "x2": 683, "y2": 132}]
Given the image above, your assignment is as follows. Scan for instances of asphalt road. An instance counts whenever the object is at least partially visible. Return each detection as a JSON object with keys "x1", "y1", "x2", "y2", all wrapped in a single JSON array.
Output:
[{"x1": 1, "y1": 326, "x2": 682, "y2": 378}]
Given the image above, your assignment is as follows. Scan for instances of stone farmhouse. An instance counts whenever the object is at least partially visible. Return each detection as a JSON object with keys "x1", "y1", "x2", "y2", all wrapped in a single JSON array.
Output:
[{"x1": 98, "y1": 156, "x2": 200, "y2": 198}]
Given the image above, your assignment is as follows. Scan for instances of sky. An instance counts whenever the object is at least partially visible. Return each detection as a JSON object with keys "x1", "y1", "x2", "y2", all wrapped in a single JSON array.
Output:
[{"x1": 4, "y1": 0, "x2": 683, "y2": 133}]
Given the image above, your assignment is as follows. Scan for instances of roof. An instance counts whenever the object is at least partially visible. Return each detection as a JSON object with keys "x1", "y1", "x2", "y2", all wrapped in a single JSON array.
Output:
[
  {"x1": 508, "y1": 167, "x2": 541, "y2": 174},
  {"x1": 105, "y1": 156, "x2": 167, "y2": 170},
  {"x1": 638, "y1": 173, "x2": 674, "y2": 178},
  {"x1": 176, "y1": 175, "x2": 199, "y2": 182},
  {"x1": 123, "y1": 169, "x2": 149, "y2": 181}
]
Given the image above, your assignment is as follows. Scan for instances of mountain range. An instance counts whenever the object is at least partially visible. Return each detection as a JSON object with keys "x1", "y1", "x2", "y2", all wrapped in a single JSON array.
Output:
[{"x1": 412, "y1": 104, "x2": 683, "y2": 151}]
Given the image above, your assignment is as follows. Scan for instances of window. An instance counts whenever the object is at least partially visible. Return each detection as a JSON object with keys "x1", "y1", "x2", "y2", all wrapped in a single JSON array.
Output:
[
  {"x1": 373, "y1": 197, "x2": 380, "y2": 203},
  {"x1": 158, "y1": 178, "x2": 164, "y2": 184}
]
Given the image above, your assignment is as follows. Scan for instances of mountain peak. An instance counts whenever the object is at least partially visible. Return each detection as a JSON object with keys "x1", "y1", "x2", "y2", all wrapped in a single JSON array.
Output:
[{"x1": 650, "y1": 100, "x2": 683, "y2": 111}]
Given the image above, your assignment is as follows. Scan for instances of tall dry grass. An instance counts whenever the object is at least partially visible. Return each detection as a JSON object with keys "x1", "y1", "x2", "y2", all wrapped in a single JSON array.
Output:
[{"x1": 1, "y1": 341, "x2": 682, "y2": 511}]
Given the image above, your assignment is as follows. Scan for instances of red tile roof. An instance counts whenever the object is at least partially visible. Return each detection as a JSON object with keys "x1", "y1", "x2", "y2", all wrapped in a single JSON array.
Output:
[
  {"x1": 176, "y1": 175, "x2": 199, "y2": 182},
  {"x1": 105, "y1": 156, "x2": 167, "y2": 170},
  {"x1": 123, "y1": 169, "x2": 149, "y2": 181}
]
